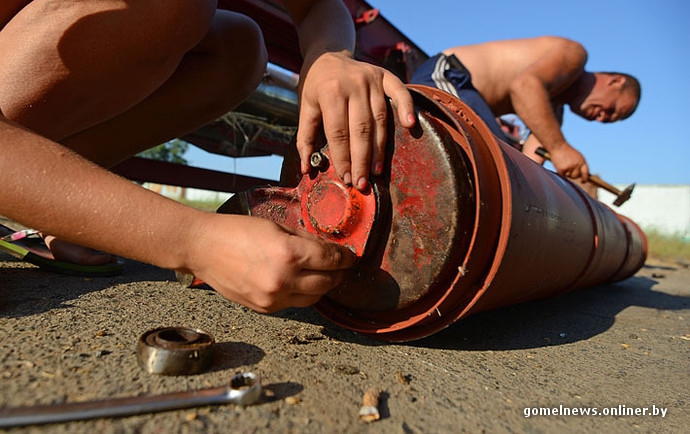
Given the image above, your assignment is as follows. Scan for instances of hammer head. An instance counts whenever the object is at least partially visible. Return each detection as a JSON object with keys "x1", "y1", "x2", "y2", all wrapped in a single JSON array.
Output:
[{"x1": 613, "y1": 183, "x2": 635, "y2": 207}]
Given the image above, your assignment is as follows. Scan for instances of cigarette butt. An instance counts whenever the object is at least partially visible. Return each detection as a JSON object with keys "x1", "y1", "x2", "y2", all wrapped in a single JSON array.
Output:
[{"x1": 358, "y1": 388, "x2": 381, "y2": 422}]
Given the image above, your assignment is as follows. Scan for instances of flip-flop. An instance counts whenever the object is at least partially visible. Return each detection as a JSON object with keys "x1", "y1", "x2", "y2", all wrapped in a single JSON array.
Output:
[{"x1": 0, "y1": 223, "x2": 124, "y2": 277}]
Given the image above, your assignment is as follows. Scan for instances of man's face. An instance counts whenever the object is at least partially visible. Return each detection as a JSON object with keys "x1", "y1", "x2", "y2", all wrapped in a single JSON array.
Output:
[{"x1": 572, "y1": 76, "x2": 637, "y2": 123}]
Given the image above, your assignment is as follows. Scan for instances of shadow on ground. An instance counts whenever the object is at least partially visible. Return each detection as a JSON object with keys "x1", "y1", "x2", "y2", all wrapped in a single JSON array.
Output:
[
  {"x1": 416, "y1": 275, "x2": 688, "y2": 351},
  {"x1": 277, "y1": 271, "x2": 690, "y2": 351},
  {"x1": 0, "y1": 258, "x2": 173, "y2": 318},
  {"x1": 4, "y1": 256, "x2": 689, "y2": 353}
]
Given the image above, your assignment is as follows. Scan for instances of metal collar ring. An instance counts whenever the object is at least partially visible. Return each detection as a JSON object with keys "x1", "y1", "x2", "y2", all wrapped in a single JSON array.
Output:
[{"x1": 137, "y1": 326, "x2": 215, "y2": 375}]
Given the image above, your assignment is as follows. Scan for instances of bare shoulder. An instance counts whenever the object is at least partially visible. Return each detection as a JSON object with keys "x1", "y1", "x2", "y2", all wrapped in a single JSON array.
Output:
[
  {"x1": 530, "y1": 35, "x2": 581, "y2": 47},
  {"x1": 495, "y1": 36, "x2": 586, "y2": 58},
  {"x1": 540, "y1": 36, "x2": 586, "y2": 55},
  {"x1": 447, "y1": 36, "x2": 585, "y2": 59},
  {"x1": 537, "y1": 36, "x2": 588, "y2": 71}
]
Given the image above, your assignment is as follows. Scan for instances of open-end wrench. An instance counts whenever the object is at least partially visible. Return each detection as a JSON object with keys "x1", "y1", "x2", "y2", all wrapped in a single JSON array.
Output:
[{"x1": 0, "y1": 372, "x2": 261, "y2": 428}]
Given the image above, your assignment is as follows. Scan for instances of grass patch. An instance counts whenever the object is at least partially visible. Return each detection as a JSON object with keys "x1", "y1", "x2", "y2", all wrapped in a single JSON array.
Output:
[{"x1": 644, "y1": 229, "x2": 690, "y2": 262}]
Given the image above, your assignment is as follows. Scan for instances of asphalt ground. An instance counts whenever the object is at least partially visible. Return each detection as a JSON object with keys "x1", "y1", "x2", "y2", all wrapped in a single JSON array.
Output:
[{"x1": 0, "y1": 249, "x2": 688, "y2": 433}]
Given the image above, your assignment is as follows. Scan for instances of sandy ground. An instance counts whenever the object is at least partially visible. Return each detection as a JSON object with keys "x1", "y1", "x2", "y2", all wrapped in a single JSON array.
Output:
[{"x1": 0, "y1": 247, "x2": 688, "y2": 433}]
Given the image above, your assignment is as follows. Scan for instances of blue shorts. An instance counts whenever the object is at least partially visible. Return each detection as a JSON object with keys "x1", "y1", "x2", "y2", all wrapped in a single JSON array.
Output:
[{"x1": 410, "y1": 53, "x2": 513, "y2": 144}]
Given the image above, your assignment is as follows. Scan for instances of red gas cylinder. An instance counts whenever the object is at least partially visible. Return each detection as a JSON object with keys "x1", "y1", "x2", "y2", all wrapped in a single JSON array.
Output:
[{"x1": 218, "y1": 85, "x2": 647, "y2": 342}]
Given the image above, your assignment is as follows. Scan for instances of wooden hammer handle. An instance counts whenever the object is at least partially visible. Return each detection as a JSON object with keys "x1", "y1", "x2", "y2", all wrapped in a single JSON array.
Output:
[{"x1": 534, "y1": 147, "x2": 621, "y2": 195}]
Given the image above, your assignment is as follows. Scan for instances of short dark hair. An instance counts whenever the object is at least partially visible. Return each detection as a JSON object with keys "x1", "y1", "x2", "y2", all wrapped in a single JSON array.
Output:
[{"x1": 601, "y1": 71, "x2": 642, "y2": 115}]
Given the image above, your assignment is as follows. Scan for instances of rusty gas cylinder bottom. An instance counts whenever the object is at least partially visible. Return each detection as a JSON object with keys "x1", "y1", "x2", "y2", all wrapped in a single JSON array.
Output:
[
  {"x1": 313, "y1": 85, "x2": 648, "y2": 342},
  {"x1": 313, "y1": 91, "x2": 494, "y2": 342}
]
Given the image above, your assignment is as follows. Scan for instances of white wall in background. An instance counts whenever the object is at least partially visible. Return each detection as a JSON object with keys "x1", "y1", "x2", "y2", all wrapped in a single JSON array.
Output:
[{"x1": 608, "y1": 185, "x2": 690, "y2": 238}]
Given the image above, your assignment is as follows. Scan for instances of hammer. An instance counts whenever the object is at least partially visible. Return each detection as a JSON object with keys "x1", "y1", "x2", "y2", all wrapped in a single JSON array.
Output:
[{"x1": 535, "y1": 147, "x2": 635, "y2": 207}]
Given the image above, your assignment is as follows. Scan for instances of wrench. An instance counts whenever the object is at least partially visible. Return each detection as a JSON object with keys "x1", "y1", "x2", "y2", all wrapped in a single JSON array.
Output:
[{"x1": 0, "y1": 372, "x2": 261, "y2": 428}]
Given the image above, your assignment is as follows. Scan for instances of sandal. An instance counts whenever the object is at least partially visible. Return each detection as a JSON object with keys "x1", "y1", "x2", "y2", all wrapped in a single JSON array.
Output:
[{"x1": 0, "y1": 223, "x2": 124, "y2": 277}]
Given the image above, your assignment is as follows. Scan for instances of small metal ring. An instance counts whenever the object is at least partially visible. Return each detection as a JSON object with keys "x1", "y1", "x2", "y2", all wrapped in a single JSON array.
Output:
[
  {"x1": 137, "y1": 326, "x2": 215, "y2": 375},
  {"x1": 228, "y1": 372, "x2": 263, "y2": 406}
]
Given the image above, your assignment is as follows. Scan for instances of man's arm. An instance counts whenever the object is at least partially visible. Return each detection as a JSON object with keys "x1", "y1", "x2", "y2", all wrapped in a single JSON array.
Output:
[
  {"x1": 508, "y1": 37, "x2": 589, "y2": 180},
  {"x1": 0, "y1": 117, "x2": 357, "y2": 312},
  {"x1": 0, "y1": 117, "x2": 196, "y2": 272},
  {"x1": 282, "y1": 0, "x2": 415, "y2": 190}
]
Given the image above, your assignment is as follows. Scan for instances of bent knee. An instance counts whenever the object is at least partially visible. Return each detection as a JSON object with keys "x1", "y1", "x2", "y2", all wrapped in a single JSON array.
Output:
[
  {"x1": 202, "y1": 12, "x2": 268, "y2": 108},
  {"x1": 148, "y1": 0, "x2": 218, "y2": 53},
  {"x1": 217, "y1": 12, "x2": 267, "y2": 87}
]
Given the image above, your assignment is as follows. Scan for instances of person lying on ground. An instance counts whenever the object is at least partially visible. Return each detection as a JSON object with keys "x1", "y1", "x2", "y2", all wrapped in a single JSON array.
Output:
[
  {"x1": 410, "y1": 36, "x2": 641, "y2": 181},
  {"x1": 0, "y1": 0, "x2": 416, "y2": 312}
]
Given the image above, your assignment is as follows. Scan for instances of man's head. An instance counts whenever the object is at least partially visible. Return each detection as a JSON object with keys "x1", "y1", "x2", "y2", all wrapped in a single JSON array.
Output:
[{"x1": 570, "y1": 72, "x2": 641, "y2": 123}]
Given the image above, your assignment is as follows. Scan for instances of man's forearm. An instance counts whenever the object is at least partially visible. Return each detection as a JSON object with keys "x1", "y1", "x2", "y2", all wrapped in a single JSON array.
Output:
[{"x1": 0, "y1": 118, "x2": 199, "y2": 270}]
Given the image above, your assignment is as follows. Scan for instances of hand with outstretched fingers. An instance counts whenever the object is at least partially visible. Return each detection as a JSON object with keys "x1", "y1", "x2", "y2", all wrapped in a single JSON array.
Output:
[{"x1": 296, "y1": 51, "x2": 416, "y2": 191}]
